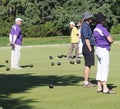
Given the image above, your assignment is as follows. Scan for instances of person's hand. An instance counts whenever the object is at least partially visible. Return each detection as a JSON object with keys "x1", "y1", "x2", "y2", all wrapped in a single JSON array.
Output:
[
  {"x1": 89, "y1": 47, "x2": 92, "y2": 52},
  {"x1": 11, "y1": 44, "x2": 15, "y2": 50},
  {"x1": 9, "y1": 43, "x2": 15, "y2": 50}
]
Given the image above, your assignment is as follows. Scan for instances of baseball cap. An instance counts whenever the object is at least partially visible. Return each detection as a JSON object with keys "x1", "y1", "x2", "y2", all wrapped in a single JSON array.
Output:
[
  {"x1": 15, "y1": 18, "x2": 23, "y2": 22},
  {"x1": 69, "y1": 21, "x2": 75, "y2": 25}
]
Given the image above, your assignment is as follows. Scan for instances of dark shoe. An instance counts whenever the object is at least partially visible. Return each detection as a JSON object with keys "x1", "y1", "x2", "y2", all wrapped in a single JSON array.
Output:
[
  {"x1": 103, "y1": 90, "x2": 115, "y2": 94},
  {"x1": 83, "y1": 82, "x2": 96, "y2": 88}
]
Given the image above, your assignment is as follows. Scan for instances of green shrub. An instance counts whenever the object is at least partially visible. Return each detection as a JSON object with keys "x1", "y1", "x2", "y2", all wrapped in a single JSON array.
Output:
[
  {"x1": 22, "y1": 22, "x2": 62, "y2": 37},
  {"x1": 22, "y1": 25, "x2": 41, "y2": 37},
  {"x1": 40, "y1": 22, "x2": 62, "y2": 37},
  {"x1": 0, "y1": 22, "x2": 11, "y2": 37},
  {"x1": 111, "y1": 24, "x2": 120, "y2": 34}
]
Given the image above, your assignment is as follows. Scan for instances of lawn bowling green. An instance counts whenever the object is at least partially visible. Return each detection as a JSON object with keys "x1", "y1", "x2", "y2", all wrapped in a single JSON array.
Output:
[{"x1": 0, "y1": 43, "x2": 119, "y2": 109}]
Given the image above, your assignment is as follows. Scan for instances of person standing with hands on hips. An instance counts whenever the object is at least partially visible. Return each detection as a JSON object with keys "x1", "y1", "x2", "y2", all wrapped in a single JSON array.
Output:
[
  {"x1": 9, "y1": 18, "x2": 23, "y2": 69},
  {"x1": 94, "y1": 13, "x2": 115, "y2": 94},
  {"x1": 81, "y1": 11, "x2": 96, "y2": 87}
]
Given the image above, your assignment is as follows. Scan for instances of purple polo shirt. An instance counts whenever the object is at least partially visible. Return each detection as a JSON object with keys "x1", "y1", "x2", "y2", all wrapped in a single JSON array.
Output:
[
  {"x1": 93, "y1": 24, "x2": 111, "y2": 51},
  {"x1": 10, "y1": 24, "x2": 23, "y2": 45}
]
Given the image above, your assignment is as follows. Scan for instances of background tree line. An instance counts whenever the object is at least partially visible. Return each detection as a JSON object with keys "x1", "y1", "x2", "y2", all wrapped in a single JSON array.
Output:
[{"x1": 0, "y1": 0, "x2": 120, "y2": 37}]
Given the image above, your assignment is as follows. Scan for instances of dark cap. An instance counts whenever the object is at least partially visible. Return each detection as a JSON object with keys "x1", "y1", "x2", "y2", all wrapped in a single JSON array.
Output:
[{"x1": 95, "y1": 13, "x2": 106, "y2": 23}]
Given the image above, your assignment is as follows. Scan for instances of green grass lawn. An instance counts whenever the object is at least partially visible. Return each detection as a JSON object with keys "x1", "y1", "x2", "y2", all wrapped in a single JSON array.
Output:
[
  {"x1": 0, "y1": 34, "x2": 119, "y2": 47},
  {"x1": 0, "y1": 36, "x2": 70, "y2": 47},
  {"x1": 0, "y1": 43, "x2": 120, "y2": 109}
]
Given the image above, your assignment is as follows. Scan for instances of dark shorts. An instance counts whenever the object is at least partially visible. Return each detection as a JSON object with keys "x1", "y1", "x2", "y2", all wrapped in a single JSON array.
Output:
[{"x1": 82, "y1": 45, "x2": 95, "y2": 67}]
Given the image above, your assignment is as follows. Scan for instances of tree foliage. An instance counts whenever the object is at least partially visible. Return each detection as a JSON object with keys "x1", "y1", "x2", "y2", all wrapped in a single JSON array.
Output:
[{"x1": 0, "y1": 0, "x2": 119, "y2": 37}]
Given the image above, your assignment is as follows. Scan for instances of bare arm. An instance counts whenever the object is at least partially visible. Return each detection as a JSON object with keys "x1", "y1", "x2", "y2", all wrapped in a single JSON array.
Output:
[
  {"x1": 107, "y1": 36, "x2": 114, "y2": 44},
  {"x1": 85, "y1": 39, "x2": 92, "y2": 52}
]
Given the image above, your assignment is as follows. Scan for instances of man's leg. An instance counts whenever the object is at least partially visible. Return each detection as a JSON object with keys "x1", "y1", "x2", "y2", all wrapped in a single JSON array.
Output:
[
  {"x1": 82, "y1": 45, "x2": 90, "y2": 85},
  {"x1": 84, "y1": 66, "x2": 91, "y2": 84},
  {"x1": 11, "y1": 49, "x2": 15, "y2": 68},
  {"x1": 83, "y1": 65, "x2": 96, "y2": 87},
  {"x1": 16, "y1": 45, "x2": 22, "y2": 68},
  {"x1": 11, "y1": 45, "x2": 18, "y2": 68},
  {"x1": 74, "y1": 43, "x2": 79, "y2": 58},
  {"x1": 68, "y1": 44, "x2": 73, "y2": 58},
  {"x1": 83, "y1": 45, "x2": 96, "y2": 87}
]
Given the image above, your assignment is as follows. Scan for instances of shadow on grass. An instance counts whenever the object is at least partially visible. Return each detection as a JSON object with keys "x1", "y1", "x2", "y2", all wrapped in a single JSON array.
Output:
[
  {"x1": 0, "y1": 65, "x2": 6, "y2": 68},
  {"x1": 0, "y1": 74, "x2": 83, "y2": 94},
  {"x1": 0, "y1": 95, "x2": 34, "y2": 109},
  {"x1": 89, "y1": 79, "x2": 97, "y2": 84},
  {"x1": 108, "y1": 84, "x2": 117, "y2": 90},
  {"x1": 0, "y1": 74, "x2": 83, "y2": 108},
  {"x1": 20, "y1": 65, "x2": 31, "y2": 68}
]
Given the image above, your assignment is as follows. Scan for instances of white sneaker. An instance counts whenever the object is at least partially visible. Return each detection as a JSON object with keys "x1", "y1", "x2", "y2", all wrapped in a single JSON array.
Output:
[
  {"x1": 15, "y1": 67, "x2": 23, "y2": 69},
  {"x1": 11, "y1": 67, "x2": 22, "y2": 69}
]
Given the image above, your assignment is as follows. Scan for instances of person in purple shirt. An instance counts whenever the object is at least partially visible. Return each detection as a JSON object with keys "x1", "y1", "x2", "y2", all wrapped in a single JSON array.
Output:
[
  {"x1": 9, "y1": 18, "x2": 23, "y2": 69},
  {"x1": 94, "y1": 13, "x2": 115, "y2": 94}
]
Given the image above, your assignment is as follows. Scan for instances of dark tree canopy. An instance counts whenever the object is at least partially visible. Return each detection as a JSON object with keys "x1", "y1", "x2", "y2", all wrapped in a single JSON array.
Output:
[{"x1": 0, "y1": 0, "x2": 119, "y2": 37}]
